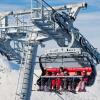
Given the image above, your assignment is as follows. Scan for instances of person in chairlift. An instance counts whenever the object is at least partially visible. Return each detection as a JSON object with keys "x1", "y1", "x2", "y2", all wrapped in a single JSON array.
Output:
[
  {"x1": 76, "y1": 70, "x2": 88, "y2": 92},
  {"x1": 51, "y1": 72, "x2": 56, "y2": 90},
  {"x1": 56, "y1": 67, "x2": 64, "y2": 90},
  {"x1": 63, "y1": 71, "x2": 69, "y2": 90}
]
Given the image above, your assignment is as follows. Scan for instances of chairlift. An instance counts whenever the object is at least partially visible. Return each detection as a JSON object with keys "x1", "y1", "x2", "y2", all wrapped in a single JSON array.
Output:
[{"x1": 36, "y1": 51, "x2": 96, "y2": 93}]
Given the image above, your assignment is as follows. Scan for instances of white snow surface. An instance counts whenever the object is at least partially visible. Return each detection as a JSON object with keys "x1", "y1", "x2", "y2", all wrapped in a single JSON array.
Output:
[
  {"x1": 0, "y1": 54, "x2": 19, "y2": 100},
  {"x1": 0, "y1": 54, "x2": 100, "y2": 100}
]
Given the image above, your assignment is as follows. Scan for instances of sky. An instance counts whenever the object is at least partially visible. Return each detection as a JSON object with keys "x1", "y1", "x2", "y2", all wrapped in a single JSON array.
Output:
[
  {"x1": 0, "y1": 0, "x2": 100, "y2": 69},
  {"x1": 0, "y1": 0, "x2": 100, "y2": 11}
]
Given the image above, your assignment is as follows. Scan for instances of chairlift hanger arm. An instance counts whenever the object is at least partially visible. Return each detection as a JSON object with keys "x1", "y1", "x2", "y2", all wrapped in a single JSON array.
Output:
[
  {"x1": 43, "y1": 0, "x2": 100, "y2": 64},
  {"x1": 74, "y1": 29, "x2": 100, "y2": 64},
  {"x1": 39, "y1": 57, "x2": 45, "y2": 74}
]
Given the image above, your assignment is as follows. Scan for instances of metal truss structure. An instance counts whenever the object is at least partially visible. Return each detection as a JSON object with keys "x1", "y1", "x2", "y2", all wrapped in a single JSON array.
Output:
[{"x1": 0, "y1": 0, "x2": 100, "y2": 100}]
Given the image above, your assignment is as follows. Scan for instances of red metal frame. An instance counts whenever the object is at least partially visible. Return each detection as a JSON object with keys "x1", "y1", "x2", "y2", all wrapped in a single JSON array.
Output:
[{"x1": 46, "y1": 67, "x2": 92, "y2": 75}]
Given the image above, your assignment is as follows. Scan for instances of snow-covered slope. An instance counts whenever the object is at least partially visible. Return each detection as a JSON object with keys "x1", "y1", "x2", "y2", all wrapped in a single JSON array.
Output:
[
  {"x1": 0, "y1": 70, "x2": 18, "y2": 100},
  {"x1": 0, "y1": 54, "x2": 18, "y2": 100},
  {"x1": 0, "y1": 54, "x2": 100, "y2": 100}
]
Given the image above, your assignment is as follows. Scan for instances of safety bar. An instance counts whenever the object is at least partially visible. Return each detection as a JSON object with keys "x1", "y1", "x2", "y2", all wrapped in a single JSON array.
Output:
[{"x1": 41, "y1": 75, "x2": 83, "y2": 78}]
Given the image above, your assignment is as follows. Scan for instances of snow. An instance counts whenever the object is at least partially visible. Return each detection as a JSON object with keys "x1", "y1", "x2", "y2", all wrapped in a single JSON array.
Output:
[
  {"x1": 0, "y1": 54, "x2": 19, "y2": 100},
  {"x1": 0, "y1": 54, "x2": 100, "y2": 100},
  {"x1": 0, "y1": 70, "x2": 18, "y2": 100}
]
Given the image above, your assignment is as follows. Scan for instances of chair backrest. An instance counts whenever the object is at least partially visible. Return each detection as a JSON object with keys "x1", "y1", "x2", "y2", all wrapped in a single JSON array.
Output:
[{"x1": 46, "y1": 67, "x2": 92, "y2": 76}]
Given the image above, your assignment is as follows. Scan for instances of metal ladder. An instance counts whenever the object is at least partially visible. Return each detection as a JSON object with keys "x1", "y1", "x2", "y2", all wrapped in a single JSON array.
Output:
[{"x1": 15, "y1": 32, "x2": 38, "y2": 100}]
